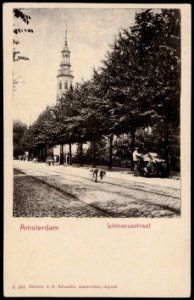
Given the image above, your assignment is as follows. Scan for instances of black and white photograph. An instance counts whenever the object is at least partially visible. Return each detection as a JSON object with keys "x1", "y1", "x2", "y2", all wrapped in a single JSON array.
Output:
[
  {"x1": 12, "y1": 6, "x2": 181, "y2": 218},
  {"x1": 4, "y1": 3, "x2": 191, "y2": 298}
]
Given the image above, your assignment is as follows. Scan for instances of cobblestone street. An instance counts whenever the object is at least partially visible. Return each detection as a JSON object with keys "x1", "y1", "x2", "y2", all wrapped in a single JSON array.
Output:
[{"x1": 13, "y1": 161, "x2": 181, "y2": 218}]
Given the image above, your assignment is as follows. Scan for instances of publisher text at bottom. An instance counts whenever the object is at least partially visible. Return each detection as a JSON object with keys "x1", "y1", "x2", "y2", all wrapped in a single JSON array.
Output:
[
  {"x1": 58, "y1": 285, "x2": 117, "y2": 289},
  {"x1": 15, "y1": 284, "x2": 117, "y2": 290}
]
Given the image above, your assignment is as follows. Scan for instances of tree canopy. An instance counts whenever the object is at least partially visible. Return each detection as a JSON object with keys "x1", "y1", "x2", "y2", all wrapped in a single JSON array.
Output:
[
  {"x1": 13, "y1": 120, "x2": 28, "y2": 158},
  {"x1": 17, "y1": 9, "x2": 180, "y2": 169},
  {"x1": 13, "y1": 8, "x2": 34, "y2": 62}
]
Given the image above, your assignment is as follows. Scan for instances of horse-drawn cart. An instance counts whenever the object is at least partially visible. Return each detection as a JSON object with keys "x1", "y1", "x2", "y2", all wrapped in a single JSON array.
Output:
[{"x1": 139, "y1": 152, "x2": 168, "y2": 178}]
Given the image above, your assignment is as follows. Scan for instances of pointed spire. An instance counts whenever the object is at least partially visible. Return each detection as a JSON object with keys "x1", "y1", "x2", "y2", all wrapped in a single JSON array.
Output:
[{"x1": 65, "y1": 23, "x2": 67, "y2": 46}]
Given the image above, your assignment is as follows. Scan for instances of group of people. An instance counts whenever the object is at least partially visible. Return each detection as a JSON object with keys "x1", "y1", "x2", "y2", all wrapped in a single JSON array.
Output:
[
  {"x1": 132, "y1": 147, "x2": 168, "y2": 177},
  {"x1": 18, "y1": 155, "x2": 29, "y2": 161}
]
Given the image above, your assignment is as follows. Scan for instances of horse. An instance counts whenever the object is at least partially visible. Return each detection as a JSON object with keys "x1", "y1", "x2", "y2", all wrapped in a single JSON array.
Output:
[{"x1": 89, "y1": 168, "x2": 106, "y2": 182}]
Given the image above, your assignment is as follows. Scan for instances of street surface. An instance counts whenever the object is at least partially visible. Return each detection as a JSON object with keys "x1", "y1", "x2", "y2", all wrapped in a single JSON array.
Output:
[{"x1": 13, "y1": 160, "x2": 181, "y2": 218}]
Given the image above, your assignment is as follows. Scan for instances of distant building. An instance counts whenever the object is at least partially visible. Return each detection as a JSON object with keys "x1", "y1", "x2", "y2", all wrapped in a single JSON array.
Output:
[
  {"x1": 57, "y1": 28, "x2": 74, "y2": 100},
  {"x1": 54, "y1": 28, "x2": 89, "y2": 164}
]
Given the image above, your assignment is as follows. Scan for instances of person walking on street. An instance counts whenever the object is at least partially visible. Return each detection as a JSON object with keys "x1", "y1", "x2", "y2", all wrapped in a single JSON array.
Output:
[{"x1": 133, "y1": 147, "x2": 142, "y2": 176}]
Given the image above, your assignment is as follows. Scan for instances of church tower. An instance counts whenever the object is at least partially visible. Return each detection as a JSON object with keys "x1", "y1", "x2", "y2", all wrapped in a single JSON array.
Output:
[{"x1": 57, "y1": 27, "x2": 74, "y2": 99}]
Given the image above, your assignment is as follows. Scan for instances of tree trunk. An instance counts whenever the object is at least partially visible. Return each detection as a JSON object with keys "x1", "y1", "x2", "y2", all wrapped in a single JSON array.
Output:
[
  {"x1": 59, "y1": 144, "x2": 64, "y2": 165},
  {"x1": 108, "y1": 134, "x2": 113, "y2": 170},
  {"x1": 131, "y1": 127, "x2": 135, "y2": 171},
  {"x1": 44, "y1": 142, "x2": 47, "y2": 162},
  {"x1": 69, "y1": 143, "x2": 72, "y2": 165},
  {"x1": 37, "y1": 149, "x2": 40, "y2": 162},
  {"x1": 79, "y1": 142, "x2": 83, "y2": 167},
  {"x1": 164, "y1": 124, "x2": 170, "y2": 177},
  {"x1": 92, "y1": 140, "x2": 96, "y2": 168}
]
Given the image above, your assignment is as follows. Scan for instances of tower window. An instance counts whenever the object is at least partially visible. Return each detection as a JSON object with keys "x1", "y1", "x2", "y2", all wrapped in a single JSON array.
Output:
[
  {"x1": 59, "y1": 82, "x2": 62, "y2": 89},
  {"x1": 65, "y1": 81, "x2": 68, "y2": 89}
]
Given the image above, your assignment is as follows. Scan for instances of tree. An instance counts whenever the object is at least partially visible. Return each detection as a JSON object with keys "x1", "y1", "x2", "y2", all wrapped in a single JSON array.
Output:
[
  {"x1": 13, "y1": 120, "x2": 28, "y2": 158},
  {"x1": 54, "y1": 86, "x2": 81, "y2": 164},
  {"x1": 129, "y1": 9, "x2": 181, "y2": 161},
  {"x1": 13, "y1": 8, "x2": 34, "y2": 62},
  {"x1": 93, "y1": 36, "x2": 150, "y2": 168},
  {"x1": 73, "y1": 79, "x2": 108, "y2": 167},
  {"x1": 55, "y1": 80, "x2": 107, "y2": 167},
  {"x1": 26, "y1": 106, "x2": 57, "y2": 161},
  {"x1": 95, "y1": 9, "x2": 180, "y2": 167},
  {"x1": 131, "y1": 9, "x2": 180, "y2": 123},
  {"x1": 13, "y1": 8, "x2": 34, "y2": 93}
]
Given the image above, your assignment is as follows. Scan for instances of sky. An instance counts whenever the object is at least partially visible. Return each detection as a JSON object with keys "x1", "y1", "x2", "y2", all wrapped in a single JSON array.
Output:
[{"x1": 13, "y1": 8, "x2": 138, "y2": 126}]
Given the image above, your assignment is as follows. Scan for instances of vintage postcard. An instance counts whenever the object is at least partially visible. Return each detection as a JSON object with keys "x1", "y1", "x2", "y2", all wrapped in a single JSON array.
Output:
[{"x1": 4, "y1": 2, "x2": 191, "y2": 297}]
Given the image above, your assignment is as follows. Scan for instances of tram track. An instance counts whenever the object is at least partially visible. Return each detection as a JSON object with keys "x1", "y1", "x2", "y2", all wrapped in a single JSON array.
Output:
[
  {"x1": 14, "y1": 166, "x2": 180, "y2": 216},
  {"x1": 19, "y1": 166, "x2": 180, "y2": 200}
]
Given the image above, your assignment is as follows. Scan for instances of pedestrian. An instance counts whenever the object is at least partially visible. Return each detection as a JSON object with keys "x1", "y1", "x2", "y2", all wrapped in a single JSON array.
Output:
[
  {"x1": 33, "y1": 157, "x2": 38, "y2": 163},
  {"x1": 142, "y1": 150, "x2": 152, "y2": 176},
  {"x1": 132, "y1": 147, "x2": 142, "y2": 176}
]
